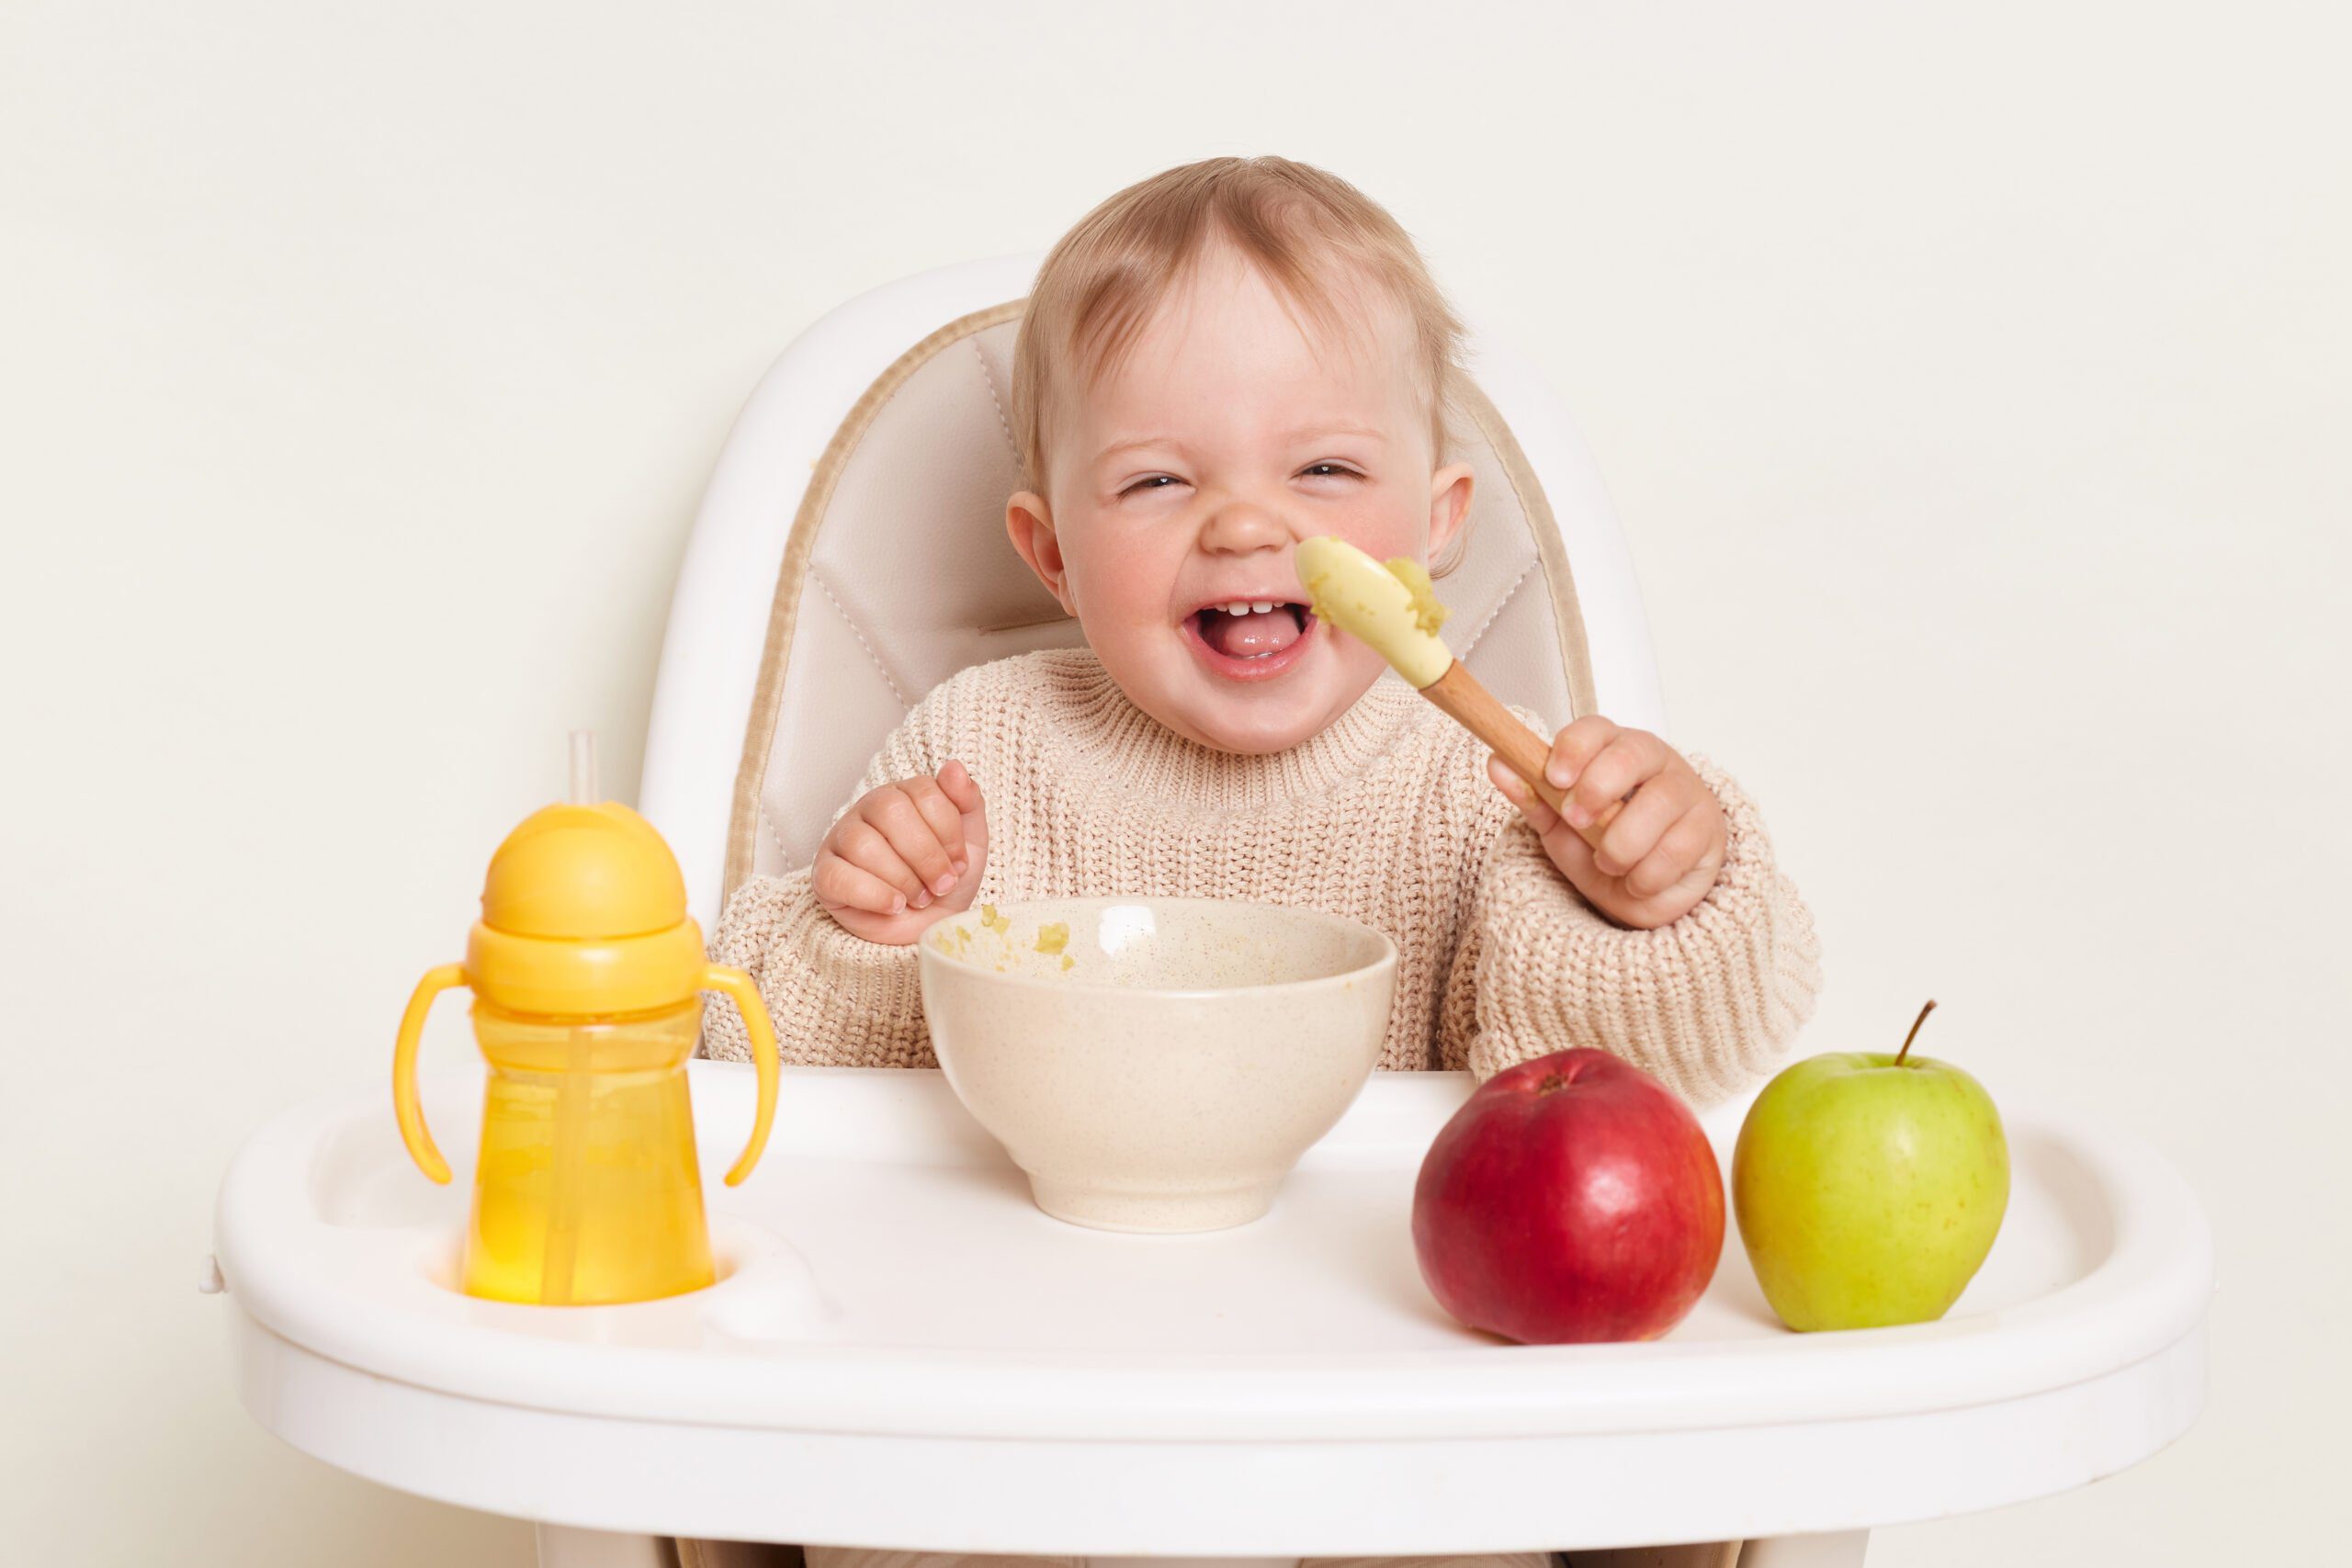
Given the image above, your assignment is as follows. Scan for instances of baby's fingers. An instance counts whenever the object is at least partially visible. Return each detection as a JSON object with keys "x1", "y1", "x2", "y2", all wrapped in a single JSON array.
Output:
[
  {"x1": 934, "y1": 760, "x2": 989, "y2": 860},
  {"x1": 1564, "y1": 730, "x2": 1667, "y2": 830},
  {"x1": 935, "y1": 757, "x2": 980, "y2": 810},
  {"x1": 1493, "y1": 753, "x2": 1604, "y2": 879},
  {"x1": 1623, "y1": 800, "x2": 1721, "y2": 901},
  {"x1": 896, "y1": 775, "x2": 970, "y2": 881},
  {"x1": 1589, "y1": 769, "x2": 1687, "y2": 877},
  {"x1": 1489, "y1": 752, "x2": 1562, "y2": 834},
  {"x1": 831, "y1": 816, "x2": 930, "y2": 908},
  {"x1": 813, "y1": 846, "x2": 910, "y2": 916},
  {"x1": 1544, "y1": 716, "x2": 1621, "y2": 795},
  {"x1": 863, "y1": 786, "x2": 961, "y2": 899}
]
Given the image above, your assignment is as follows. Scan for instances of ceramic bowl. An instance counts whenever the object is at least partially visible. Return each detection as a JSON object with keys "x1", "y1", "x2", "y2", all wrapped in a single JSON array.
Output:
[{"x1": 916, "y1": 897, "x2": 1398, "y2": 1234}]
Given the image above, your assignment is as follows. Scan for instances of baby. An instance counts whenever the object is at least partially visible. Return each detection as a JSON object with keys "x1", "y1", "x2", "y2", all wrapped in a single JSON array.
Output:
[{"x1": 704, "y1": 156, "x2": 1822, "y2": 1568}]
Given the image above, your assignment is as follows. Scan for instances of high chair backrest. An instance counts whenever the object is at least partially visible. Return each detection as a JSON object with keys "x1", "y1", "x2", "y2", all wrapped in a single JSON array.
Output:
[{"x1": 641, "y1": 252, "x2": 1666, "y2": 931}]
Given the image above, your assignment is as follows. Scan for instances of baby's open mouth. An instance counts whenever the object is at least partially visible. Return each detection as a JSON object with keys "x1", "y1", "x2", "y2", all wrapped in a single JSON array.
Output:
[{"x1": 1191, "y1": 599, "x2": 1311, "y2": 661}]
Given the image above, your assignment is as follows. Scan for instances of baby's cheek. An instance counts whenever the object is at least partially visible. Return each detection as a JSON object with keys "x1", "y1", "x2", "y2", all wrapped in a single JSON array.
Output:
[
  {"x1": 1095, "y1": 546, "x2": 1174, "y2": 598},
  {"x1": 1066, "y1": 518, "x2": 1175, "y2": 607},
  {"x1": 1344, "y1": 491, "x2": 1438, "y2": 557}
]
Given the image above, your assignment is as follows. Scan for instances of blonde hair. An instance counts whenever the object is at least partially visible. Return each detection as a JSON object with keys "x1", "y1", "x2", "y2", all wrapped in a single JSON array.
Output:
[{"x1": 1011, "y1": 156, "x2": 1474, "y2": 572}]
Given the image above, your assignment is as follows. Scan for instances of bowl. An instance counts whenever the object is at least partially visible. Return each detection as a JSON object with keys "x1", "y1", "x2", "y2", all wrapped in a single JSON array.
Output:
[{"x1": 916, "y1": 897, "x2": 1398, "y2": 1234}]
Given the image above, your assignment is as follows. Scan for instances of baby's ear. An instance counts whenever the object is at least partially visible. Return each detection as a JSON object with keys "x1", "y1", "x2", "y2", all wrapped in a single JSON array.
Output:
[
  {"x1": 1005, "y1": 491, "x2": 1076, "y2": 615},
  {"x1": 1428, "y1": 462, "x2": 1476, "y2": 575}
]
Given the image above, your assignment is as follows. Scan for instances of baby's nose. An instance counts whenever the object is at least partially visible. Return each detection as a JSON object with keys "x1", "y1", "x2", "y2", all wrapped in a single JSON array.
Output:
[{"x1": 1199, "y1": 495, "x2": 1291, "y2": 551}]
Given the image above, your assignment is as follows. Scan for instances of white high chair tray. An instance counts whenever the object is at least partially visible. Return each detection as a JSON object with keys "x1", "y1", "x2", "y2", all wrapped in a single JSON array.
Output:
[{"x1": 214, "y1": 1063, "x2": 2209, "y2": 1555}]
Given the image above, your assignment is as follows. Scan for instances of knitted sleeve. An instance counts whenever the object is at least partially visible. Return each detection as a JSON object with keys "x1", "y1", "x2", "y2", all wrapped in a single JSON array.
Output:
[
  {"x1": 1440, "y1": 746, "x2": 1823, "y2": 1107},
  {"x1": 697, "y1": 688, "x2": 958, "y2": 1070}
]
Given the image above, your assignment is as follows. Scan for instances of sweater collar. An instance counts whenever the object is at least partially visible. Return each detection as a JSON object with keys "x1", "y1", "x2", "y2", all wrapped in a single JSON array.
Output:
[{"x1": 1033, "y1": 646, "x2": 1426, "y2": 810}]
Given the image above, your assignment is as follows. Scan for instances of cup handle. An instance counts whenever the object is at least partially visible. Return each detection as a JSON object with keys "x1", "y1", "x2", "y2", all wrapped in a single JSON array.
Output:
[
  {"x1": 702, "y1": 964, "x2": 781, "y2": 1186},
  {"x1": 392, "y1": 964, "x2": 469, "y2": 1184}
]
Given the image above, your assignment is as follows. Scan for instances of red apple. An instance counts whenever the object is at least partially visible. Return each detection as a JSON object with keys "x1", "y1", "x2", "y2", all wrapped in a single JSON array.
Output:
[{"x1": 1412, "y1": 1049, "x2": 1724, "y2": 1343}]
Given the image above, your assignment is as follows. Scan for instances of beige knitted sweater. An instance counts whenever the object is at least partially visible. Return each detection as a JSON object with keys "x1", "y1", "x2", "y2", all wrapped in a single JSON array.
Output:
[{"x1": 704, "y1": 647, "x2": 1822, "y2": 1106}]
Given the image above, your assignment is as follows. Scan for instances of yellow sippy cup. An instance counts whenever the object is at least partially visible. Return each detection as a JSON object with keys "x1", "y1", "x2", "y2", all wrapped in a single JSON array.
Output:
[{"x1": 390, "y1": 734, "x2": 781, "y2": 1305}]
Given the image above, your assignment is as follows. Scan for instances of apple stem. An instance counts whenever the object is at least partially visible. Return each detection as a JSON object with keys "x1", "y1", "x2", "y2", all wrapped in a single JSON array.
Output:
[{"x1": 1894, "y1": 999, "x2": 1938, "y2": 1066}]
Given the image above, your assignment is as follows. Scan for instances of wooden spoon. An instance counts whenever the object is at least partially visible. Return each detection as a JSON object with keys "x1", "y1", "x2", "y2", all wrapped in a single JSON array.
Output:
[{"x1": 1295, "y1": 536, "x2": 1625, "y2": 848}]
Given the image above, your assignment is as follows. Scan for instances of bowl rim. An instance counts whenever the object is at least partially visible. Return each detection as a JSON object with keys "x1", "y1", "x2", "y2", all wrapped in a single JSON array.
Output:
[{"x1": 914, "y1": 895, "x2": 1399, "y2": 1001}]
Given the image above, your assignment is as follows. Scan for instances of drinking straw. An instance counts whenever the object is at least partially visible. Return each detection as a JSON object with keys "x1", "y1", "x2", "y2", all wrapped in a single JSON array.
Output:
[{"x1": 537, "y1": 730, "x2": 600, "y2": 1304}]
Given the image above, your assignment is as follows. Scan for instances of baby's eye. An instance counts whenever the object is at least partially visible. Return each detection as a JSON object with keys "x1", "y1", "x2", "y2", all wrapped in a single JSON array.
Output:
[
  {"x1": 1301, "y1": 463, "x2": 1363, "y2": 480},
  {"x1": 1120, "y1": 475, "x2": 1183, "y2": 497}
]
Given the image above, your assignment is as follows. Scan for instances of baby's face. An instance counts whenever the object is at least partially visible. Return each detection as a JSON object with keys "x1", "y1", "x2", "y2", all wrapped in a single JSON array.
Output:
[{"x1": 1008, "y1": 244, "x2": 1474, "y2": 755}]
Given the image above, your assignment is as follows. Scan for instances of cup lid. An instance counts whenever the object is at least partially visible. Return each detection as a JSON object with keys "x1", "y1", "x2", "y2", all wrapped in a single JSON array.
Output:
[{"x1": 480, "y1": 800, "x2": 687, "y2": 941}]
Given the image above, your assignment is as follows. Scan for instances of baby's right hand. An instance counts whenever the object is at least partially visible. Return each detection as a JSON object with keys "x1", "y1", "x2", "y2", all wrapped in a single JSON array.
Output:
[{"x1": 812, "y1": 759, "x2": 989, "y2": 945}]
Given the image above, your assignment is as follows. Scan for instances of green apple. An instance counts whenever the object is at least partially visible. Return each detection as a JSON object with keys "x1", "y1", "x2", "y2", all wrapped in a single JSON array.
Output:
[{"x1": 1733, "y1": 1001, "x2": 2008, "y2": 1331}]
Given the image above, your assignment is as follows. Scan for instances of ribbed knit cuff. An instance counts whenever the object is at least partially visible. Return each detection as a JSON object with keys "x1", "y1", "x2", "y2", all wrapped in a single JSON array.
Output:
[
  {"x1": 1465, "y1": 754, "x2": 1824, "y2": 1106},
  {"x1": 700, "y1": 872, "x2": 933, "y2": 1069}
]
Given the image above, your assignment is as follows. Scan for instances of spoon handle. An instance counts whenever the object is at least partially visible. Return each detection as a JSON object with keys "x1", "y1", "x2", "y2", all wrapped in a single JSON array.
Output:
[{"x1": 1421, "y1": 661, "x2": 1623, "y2": 852}]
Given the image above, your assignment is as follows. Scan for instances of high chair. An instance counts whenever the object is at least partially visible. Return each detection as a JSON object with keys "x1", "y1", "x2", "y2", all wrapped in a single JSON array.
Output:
[{"x1": 209, "y1": 254, "x2": 2211, "y2": 1568}]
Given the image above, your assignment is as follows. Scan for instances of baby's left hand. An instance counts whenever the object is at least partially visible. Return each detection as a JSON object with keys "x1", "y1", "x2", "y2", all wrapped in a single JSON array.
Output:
[{"x1": 1486, "y1": 716, "x2": 1727, "y2": 931}]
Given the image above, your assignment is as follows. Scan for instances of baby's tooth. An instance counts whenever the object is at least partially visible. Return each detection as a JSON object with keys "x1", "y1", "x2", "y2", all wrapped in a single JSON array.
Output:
[
  {"x1": 1226, "y1": 603, "x2": 1250, "y2": 615},
  {"x1": 1250, "y1": 601, "x2": 1272, "y2": 613}
]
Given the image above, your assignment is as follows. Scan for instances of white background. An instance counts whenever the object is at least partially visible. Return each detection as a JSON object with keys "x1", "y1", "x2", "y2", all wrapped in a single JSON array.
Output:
[{"x1": 5, "y1": 2, "x2": 2344, "y2": 1562}]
